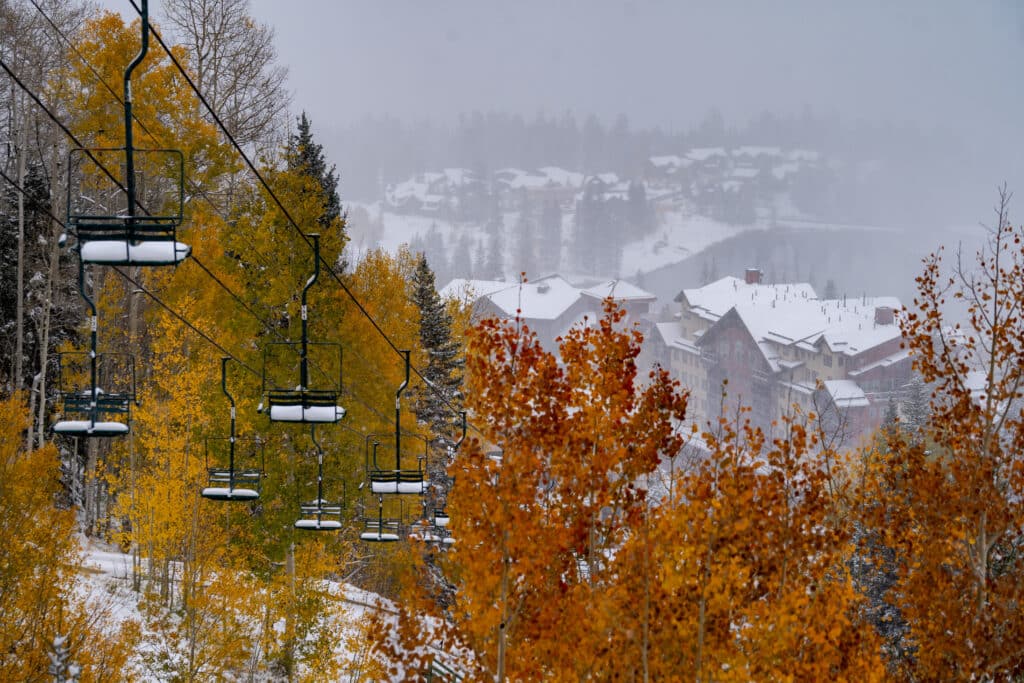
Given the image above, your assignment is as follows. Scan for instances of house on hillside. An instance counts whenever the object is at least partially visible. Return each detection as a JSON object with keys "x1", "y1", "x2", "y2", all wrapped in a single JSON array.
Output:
[
  {"x1": 440, "y1": 275, "x2": 656, "y2": 351},
  {"x1": 654, "y1": 268, "x2": 911, "y2": 445},
  {"x1": 493, "y1": 167, "x2": 584, "y2": 211}
]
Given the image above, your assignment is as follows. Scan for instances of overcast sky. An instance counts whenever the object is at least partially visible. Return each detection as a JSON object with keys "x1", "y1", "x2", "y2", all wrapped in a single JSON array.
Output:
[{"x1": 240, "y1": 0, "x2": 1024, "y2": 140}]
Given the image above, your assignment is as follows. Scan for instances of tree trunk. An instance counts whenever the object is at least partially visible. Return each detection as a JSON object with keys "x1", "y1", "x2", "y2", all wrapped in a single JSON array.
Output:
[
  {"x1": 36, "y1": 145, "x2": 63, "y2": 450},
  {"x1": 497, "y1": 528, "x2": 509, "y2": 682},
  {"x1": 14, "y1": 118, "x2": 26, "y2": 394},
  {"x1": 84, "y1": 438, "x2": 98, "y2": 535}
]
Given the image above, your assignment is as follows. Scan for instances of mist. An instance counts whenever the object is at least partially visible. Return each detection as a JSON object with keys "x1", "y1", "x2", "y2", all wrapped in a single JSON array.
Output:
[{"x1": 239, "y1": 0, "x2": 1022, "y2": 290}]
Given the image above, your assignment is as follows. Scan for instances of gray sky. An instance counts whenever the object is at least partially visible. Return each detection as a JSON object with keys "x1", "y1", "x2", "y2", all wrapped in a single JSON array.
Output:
[{"x1": 243, "y1": 0, "x2": 1024, "y2": 140}]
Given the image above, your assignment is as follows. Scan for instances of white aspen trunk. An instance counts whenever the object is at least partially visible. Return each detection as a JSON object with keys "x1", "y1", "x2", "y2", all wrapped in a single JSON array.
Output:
[
  {"x1": 286, "y1": 541, "x2": 296, "y2": 683},
  {"x1": 14, "y1": 116, "x2": 26, "y2": 393},
  {"x1": 35, "y1": 147, "x2": 62, "y2": 449}
]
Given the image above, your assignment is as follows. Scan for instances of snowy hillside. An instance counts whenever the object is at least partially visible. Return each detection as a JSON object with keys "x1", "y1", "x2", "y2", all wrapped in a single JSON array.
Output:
[
  {"x1": 345, "y1": 199, "x2": 771, "y2": 283},
  {"x1": 75, "y1": 539, "x2": 438, "y2": 680}
]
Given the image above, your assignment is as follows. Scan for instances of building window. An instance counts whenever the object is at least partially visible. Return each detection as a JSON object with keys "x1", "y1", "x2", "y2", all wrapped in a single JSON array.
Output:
[{"x1": 824, "y1": 355, "x2": 832, "y2": 367}]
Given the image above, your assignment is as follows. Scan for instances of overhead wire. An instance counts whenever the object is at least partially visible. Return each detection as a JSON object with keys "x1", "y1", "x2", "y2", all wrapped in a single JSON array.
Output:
[
  {"x1": 126, "y1": 0, "x2": 479, "y2": 439},
  {"x1": 34, "y1": 0, "x2": 405, "y2": 430},
  {"x1": 0, "y1": 163, "x2": 261, "y2": 377},
  {"x1": 6, "y1": 5, "x2": 473, "y2": 443}
]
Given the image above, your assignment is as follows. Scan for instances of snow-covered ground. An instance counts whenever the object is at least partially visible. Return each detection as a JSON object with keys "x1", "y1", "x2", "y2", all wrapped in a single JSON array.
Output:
[
  {"x1": 343, "y1": 193, "x2": 882, "y2": 289},
  {"x1": 74, "y1": 538, "x2": 437, "y2": 681}
]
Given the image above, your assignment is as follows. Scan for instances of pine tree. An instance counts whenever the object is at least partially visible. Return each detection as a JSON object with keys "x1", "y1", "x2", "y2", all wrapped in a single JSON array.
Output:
[
  {"x1": 286, "y1": 111, "x2": 345, "y2": 236},
  {"x1": 513, "y1": 203, "x2": 536, "y2": 275},
  {"x1": 901, "y1": 373, "x2": 929, "y2": 443},
  {"x1": 538, "y1": 199, "x2": 562, "y2": 274},
  {"x1": 410, "y1": 254, "x2": 464, "y2": 463}
]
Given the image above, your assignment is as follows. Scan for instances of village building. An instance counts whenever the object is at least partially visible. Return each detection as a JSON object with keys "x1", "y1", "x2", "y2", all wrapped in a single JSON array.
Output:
[
  {"x1": 652, "y1": 268, "x2": 911, "y2": 445},
  {"x1": 440, "y1": 275, "x2": 656, "y2": 351}
]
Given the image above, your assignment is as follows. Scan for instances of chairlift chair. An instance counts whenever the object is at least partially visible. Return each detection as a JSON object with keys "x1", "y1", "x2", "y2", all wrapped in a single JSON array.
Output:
[
  {"x1": 294, "y1": 425, "x2": 344, "y2": 531},
  {"x1": 66, "y1": 4, "x2": 188, "y2": 267},
  {"x1": 67, "y1": 148, "x2": 188, "y2": 266},
  {"x1": 52, "y1": 350, "x2": 135, "y2": 438},
  {"x1": 365, "y1": 351, "x2": 427, "y2": 494},
  {"x1": 201, "y1": 358, "x2": 264, "y2": 501},
  {"x1": 53, "y1": 254, "x2": 136, "y2": 437},
  {"x1": 261, "y1": 234, "x2": 345, "y2": 424},
  {"x1": 360, "y1": 496, "x2": 403, "y2": 543}
]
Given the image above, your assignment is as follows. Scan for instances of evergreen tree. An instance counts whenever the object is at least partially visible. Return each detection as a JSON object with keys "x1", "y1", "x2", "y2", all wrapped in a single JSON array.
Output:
[
  {"x1": 452, "y1": 234, "x2": 473, "y2": 279},
  {"x1": 513, "y1": 204, "x2": 536, "y2": 275},
  {"x1": 286, "y1": 111, "x2": 346, "y2": 236},
  {"x1": 410, "y1": 254, "x2": 464, "y2": 517},
  {"x1": 484, "y1": 231, "x2": 505, "y2": 280},
  {"x1": 901, "y1": 373, "x2": 930, "y2": 443},
  {"x1": 538, "y1": 199, "x2": 562, "y2": 274}
]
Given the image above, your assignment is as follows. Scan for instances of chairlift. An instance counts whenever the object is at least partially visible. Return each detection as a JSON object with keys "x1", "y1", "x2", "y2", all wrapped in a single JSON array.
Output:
[
  {"x1": 408, "y1": 499, "x2": 454, "y2": 547},
  {"x1": 294, "y1": 425, "x2": 344, "y2": 531},
  {"x1": 65, "y1": 1, "x2": 188, "y2": 267},
  {"x1": 261, "y1": 234, "x2": 345, "y2": 424},
  {"x1": 366, "y1": 351, "x2": 427, "y2": 494},
  {"x1": 202, "y1": 358, "x2": 264, "y2": 501},
  {"x1": 429, "y1": 410, "x2": 466, "y2": 529},
  {"x1": 360, "y1": 495, "x2": 402, "y2": 543},
  {"x1": 52, "y1": 259, "x2": 135, "y2": 437}
]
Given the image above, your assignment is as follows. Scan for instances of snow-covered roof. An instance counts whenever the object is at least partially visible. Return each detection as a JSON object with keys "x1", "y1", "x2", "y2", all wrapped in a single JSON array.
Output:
[
  {"x1": 486, "y1": 275, "x2": 581, "y2": 320},
  {"x1": 823, "y1": 379, "x2": 870, "y2": 408},
  {"x1": 787, "y1": 149, "x2": 821, "y2": 163},
  {"x1": 687, "y1": 147, "x2": 727, "y2": 162},
  {"x1": 772, "y1": 162, "x2": 801, "y2": 180},
  {"x1": 582, "y1": 280, "x2": 656, "y2": 302},
  {"x1": 733, "y1": 146, "x2": 781, "y2": 158},
  {"x1": 537, "y1": 166, "x2": 584, "y2": 188},
  {"x1": 654, "y1": 321, "x2": 680, "y2": 346},
  {"x1": 681, "y1": 277, "x2": 903, "y2": 370},
  {"x1": 725, "y1": 296, "x2": 903, "y2": 369},
  {"x1": 649, "y1": 155, "x2": 693, "y2": 170},
  {"x1": 681, "y1": 277, "x2": 817, "y2": 322},
  {"x1": 439, "y1": 278, "x2": 510, "y2": 302},
  {"x1": 731, "y1": 167, "x2": 760, "y2": 179},
  {"x1": 496, "y1": 167, "x2": 584, "y2": 191}
]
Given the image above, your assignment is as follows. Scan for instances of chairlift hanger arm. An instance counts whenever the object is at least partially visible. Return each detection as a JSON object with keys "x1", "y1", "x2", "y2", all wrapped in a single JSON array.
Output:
[{"x1": 123, "y1": 0, "x2": 149, "y2": 224}]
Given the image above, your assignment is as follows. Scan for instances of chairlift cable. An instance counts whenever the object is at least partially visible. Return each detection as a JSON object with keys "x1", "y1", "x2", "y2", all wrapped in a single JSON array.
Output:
[{"x1": 128, "y1": 2, "x2": 480, "y2": 435}]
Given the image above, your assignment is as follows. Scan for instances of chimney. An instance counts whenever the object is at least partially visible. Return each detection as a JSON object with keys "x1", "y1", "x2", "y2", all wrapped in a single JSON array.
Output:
[
  {"x1": 874, "y1": 306, "x2": 894, "y2": 325},
  {"x1": 744, "y1": 268, "x2": 763, "y2": 285}
]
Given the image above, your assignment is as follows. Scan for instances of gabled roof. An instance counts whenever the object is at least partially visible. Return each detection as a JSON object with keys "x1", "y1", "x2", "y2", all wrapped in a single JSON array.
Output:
[
  {"x1": 687, "y1": 147, "x2": 727, "y2": 162},
  {"x1": 822, "y1": 380, "x2": 870, "y2": 408},
  {"x1": 680, "y1": 276, "x2": 903, "y2": 371},
  {"x1": 732, "y1": 146, "x2": 782, "y2": 158},
  {"x1": 486, "y1": 275, "x2": 581, "y2": 320},
  {"x1": 679, "y1": 276, "x2": 817, "y2": 322},
  {"x1": 439, "y1": 278, "x2": 509, "y2": 302},
  {"x1": 649, "y1": 155, "x2": 694, "y2": 170},
  {"x1": 582, "y1": 280, "x2": 656, "y2": 302}
]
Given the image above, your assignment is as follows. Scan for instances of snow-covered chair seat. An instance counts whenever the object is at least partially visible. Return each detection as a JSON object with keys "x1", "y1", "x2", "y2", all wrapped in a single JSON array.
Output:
[
  {"x1": 201, "y1": 467, "x2": 261, "y2": 501},
  {"x1": 201, "y1": 486, "x2": 259, "y2": 501},
  {"x1": 53, "y1": 420, "x2": 130, "y2": 437},
  {"x1": 294, "y1": 499, "x2": 343, "y2": 531},
  {"x1": 369, "y1": 469, "x2": 426, "y2": 495},
  {"x1": 360, "y1": 519, "x2": 401, "y2": 543},
  {"x1": 266, "y1": 389, "x2": 345, "y2": 423},
  {"x1": 79, "y1": 239, "x2": 190, "y2": 266},
  {"x1": 295, "y1": 518, "x2": 343, "y2": 531}
]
